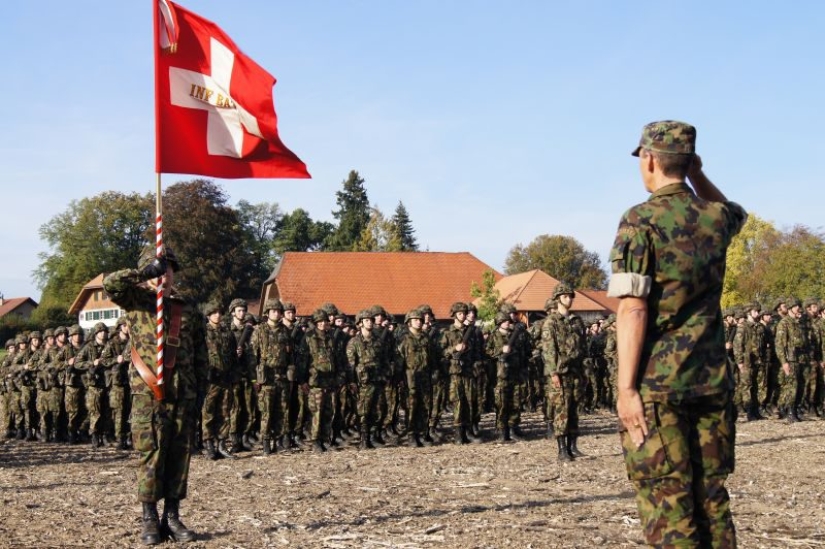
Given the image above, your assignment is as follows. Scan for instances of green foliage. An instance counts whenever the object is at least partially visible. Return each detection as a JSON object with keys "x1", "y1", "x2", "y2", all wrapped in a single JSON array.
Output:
[
  {"x1": 470, "y1": 270, "x2": 502, "y2": 322},
  {"x1": 35, "y1": 191, "x2": 153, "y2": 310},
  {"x1": 504, "y1": 234, "x2": 607, "y2": 290},
  {"x1": 723, "y1": 215, "x2": 825, "y2": 307},
  {"x1": 326, "y1": 170, "x2": 371, "y2": 251},
  {"x1": 30, "y1": 306, "x2": 75, "y2": 328},
  {"x1": 388, "y1": 201, "x2": 419, "y2": 251},
  {"x1": 236, "y1": 200, "x2": 283, "y2": 273},
  {"x1": 355, "y1": 207, "x2": 391, "y2": 251},
  {"x1": 274, "y1": 208, "x2": 334, "y2": 255}
]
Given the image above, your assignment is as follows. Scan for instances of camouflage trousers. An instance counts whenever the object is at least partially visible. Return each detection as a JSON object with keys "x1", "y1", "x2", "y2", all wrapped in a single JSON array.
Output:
[
  {"x1": 258, "y1": 382, "x2": 289, "y2": 441},
  {"x1": 448, "y1": 375, "x2": 473, "y2": 427},
  {"x1": 65, "y1": 385, "x2": 86, "y2": 435},
  {"x1": 620, "y1": 392, "x2": 736, "y2": 549},
  {"x1": 202, "y1": 383, "x2": 232, "y2": 441},
  {"x1": 0, "y1": 392, "x2": 7, "y2": 432},
  {"x1": 131, "y1": 394, "x2": 196, "y2": 503},
  {"x1": 357, "y1": 382, "x2": 380, "y2": 428},
  {"x1": 37, "y1": 389, "x2": 55, "y2": 435},
  {"x1": 7, "y1": 391, "x2": 22, "y2": 430},
  {"x1": 804, "y1": 363, "x2": 824, "y2": 412},
  {"x1": 472, "y1": 368, "x2": 487, "y2": 425},
  {"x1": 109, "y1": 385, "x2": 130, "y2": 439},
  {"x1": 429, "y1": 376, "x2": 447, "y2": 428},
  {"x1": 545, "y1": 374, "x2": 579, "y2": 437},
  {"x1": 241, "y1": 379, "x2": 259, "y2": 435},
  {"x1": 19, "y1": 386, "x2": 37, "y2": 431},
  {"x1": 778, "y1": 362, "x2": 808, "y2": 412},
  {"x1": 229, "y1": 382, "x2": 245, "y2": 435},
  {"x1": 493, "y1": 379, "x2": 515, "y2": 430},
  {"x1": 308, "y1": 387, "x2": 333, "y2": 443},
  {"x1": 86, "y1": 386, "x2": 109, "y2": 435},
  {"x1": 608, "y1": 365, "x2": 618, "y2": 410},
  {"x1": 380, "y1": 379, "x2": 403, "y2": 431},
  {"x1": 407, "y1": 371, "x2": 432, "y2": 436}
]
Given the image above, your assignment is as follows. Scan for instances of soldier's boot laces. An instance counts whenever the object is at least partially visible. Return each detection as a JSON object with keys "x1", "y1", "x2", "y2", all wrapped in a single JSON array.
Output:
[
  {"x1": 569, "y1": 435, "x2": 585, "y2": 458},
  {"x1": 140, "y1": 502, "x2": 162, "y2": 546},
  {"x1": 217, "y1": 439, "x2": 235, "y2": 459},
  {"x1": 262, "y1": 439, "x2": 274, "y2": 455},
  {"x1": 557, "y1": 436, "x2": 573, "y2": 462},
  {"x1": 161, "y1": 498, "x2": 196, "y2": 543}
]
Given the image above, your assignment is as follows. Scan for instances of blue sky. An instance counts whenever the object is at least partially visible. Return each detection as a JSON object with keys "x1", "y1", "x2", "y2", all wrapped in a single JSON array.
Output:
[{"x1": 1, "y1": 1, "x2": 823, "y2": 301}]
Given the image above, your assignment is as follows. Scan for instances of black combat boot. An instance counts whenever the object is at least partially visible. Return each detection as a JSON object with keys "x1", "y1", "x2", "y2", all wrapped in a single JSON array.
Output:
[
  {"x1": 312, "y1": 440, "x2": 326, "y2": 453},
  {"x1": 557, "y1": 436, "x2": 572, "y2": 462},
  {"x1": 359, "y1": 426, "x2": 374, "y2": 450},
  {"x1": 217, "y1": 439, "x2": 234, "y2": 459},
  {"x1": 205, "y1": 439, "x2": 218, "y2": 460},
  {"x1": 454, "y1": 426, "x2": 468, "y2": 445},
  {"x1": 410, "y1": 432, "x2": 424, "y2": 448},
  {"x1": 118, "y1": 435, "x2": 129, "y2": 451},
  {"x1": 510, "y1": 425, "x2": 526, "y2": 442},
  {"x1": 241, "y1": 433, "x2": 254, "y2": 450},
  {"x1": 568, "y1": 435, "x2": 585, "y2": 458},
  {"x1": 25, "y1": 428, "x2": 36, "y2": 441},
  {"x1": 161, "y1": 498, "x2": 196, "y2": 542},
  {"x1": 229, "y1": 434, "x2": 243, "y2": 453},
  {"x1": 546, "y1": 423, "x2": 554, "y2": 439},
  {"x1": 140, "y1": 502, "x2": 162, "y2": 546},
  {"x1": 372, "y1": 426, "x2": 386, "y2": 446},
  {"x1": 262, "y1": 439, "x2": 274, "y2": 455},
  {"x1": 498, "y1": 426, "x2": 511, "y2": 442}
]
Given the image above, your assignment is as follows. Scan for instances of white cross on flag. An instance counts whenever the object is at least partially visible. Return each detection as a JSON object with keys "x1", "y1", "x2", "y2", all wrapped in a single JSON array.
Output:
[{"x1": 155, "y1": 0, "x2": 309, "y2": 178}]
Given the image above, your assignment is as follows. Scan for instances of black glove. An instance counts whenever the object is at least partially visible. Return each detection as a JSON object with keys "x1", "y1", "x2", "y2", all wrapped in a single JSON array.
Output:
[{"x1": 140, "y1": 256, "x2": 167, "y2": 280}]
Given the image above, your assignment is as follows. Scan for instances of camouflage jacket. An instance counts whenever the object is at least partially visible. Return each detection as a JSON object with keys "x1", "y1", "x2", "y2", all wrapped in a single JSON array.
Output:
[
  {"x1": 35, "y1": 344, "x2": 57, "y2": 391},
  {"x1": 603, "y1": 330, "x2": 617, "y2": 369},
  {"x1": 250, "y1": 321, "x2": 290, "y2": 384},
  {"x1": 100, "y1": 335, "x2": 130, "y2": 388},
  {"x1": 541, "y1": 311, "x2": 584, "y2": 377},
  {"x1": 439, "y1": 323, "x2": 475, "y2": 376},
  {"x1": 608, "y1": 182, "x2": 747, "y2": 402},
  {"x1": 733, "y1": 319, "x2": 766, "y2": 366},
  {"x1": 283, "y1": 320, "x2": 306, "y2": 383},
  {"x1": 774, "y1": 315, "x2": 810, "y2": 365},
  {"x1": 41, "y1": 344, "x2": 66, "y2": 389},
  {"x1": 57, "y1": 343, "x2": 85, "y2": 388},
  {"x1": 11, "y1": 347, "x2": 37, "y2": 389},
  {"x1": 397, "y1": 330, "x2": 435, "y2": 376},
  {"x1": 302, "y1": 327, "x2": 336, "y2": 389},
  {"x1": 347, "y1": 330, "x2": 385, "y2": 385},
  {"x1": 75, "y1": 340, "x2": 108, "y2": 389},
  {"x1": 485, "y1": 327, "x2": 518, "y2": 381},
  {"x1": 807, "y1": 315, "x2": 824, "y2": 363},
  {"x1": 103, "y1": 269, "x2": 207, "y2": 402},
  {"x1": 205, "y1": 322, "x2": 236, "y2": 386},
  {"x1": 1, "y1": 351, "x2": 15, "y2": 393},
  {"x1": 230, "y1": 320, "x2": 256, "y2": 382}
]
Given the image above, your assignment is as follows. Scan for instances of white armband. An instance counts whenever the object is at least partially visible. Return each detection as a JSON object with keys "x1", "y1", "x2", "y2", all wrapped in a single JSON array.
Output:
[{"x1": 607, "y1": 272, "x2": 651, "y2": 298}]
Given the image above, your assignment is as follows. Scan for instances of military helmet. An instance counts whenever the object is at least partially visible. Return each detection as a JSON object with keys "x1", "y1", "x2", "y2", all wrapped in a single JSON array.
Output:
[
  {"x1": 405, "y1": 309, "x2": 423, "y2": 323},
  {"x1": 466, "y1": 303, "x2": 478, "y2": 315},
  {"x1": 138, "y1": 244, "x2": 179, "y2": 272},
  {"x1": 803, "y1": 297, "x2": 820, "y2": 309},
  {"x1": 494, "y1": 311, "x2": 510, "y2": 326},
  {"x1": 54, "y1": 326, "x2": 68, "y2": 337},
  {"x1": 745, "y1": 302, "x2": 761, "y2": 313},
  {"x1": 282, "y1": 301, "x2": 296, "y2": 312},
  {"x1": 606, "y1": 313, "x2": 617, "y2": 325},
  {"x1": 93, "y1": 322, "x2": 108, "y2": 335},
  {"x1": 228, "y1": 298, "x2": 248, "y2": 312},
  {"x1": 15, "y1": 334, "x2": 26, "y2": 345},
  {"x1": 733, "y1": 308, "x2": 746, "y2": 320},
  {"x1": 243, "y1": 313, "x2": 258, "y2": 325},
  {"x1": 5, "y1": 339, "x2": 14, "y2": 348},
  {"x1": 370, "y1": 305, "x2": 388, "y2": 318},
  {"x1": 309, "y1": 309, "x2": 326, "y2": 323},
  {"x1": 772, "y1": 297, "x2": 786, "y2": 311},
  {"x1": 417, "y1": 304, "x2": 434, "y2": 318},
  {"x1": 760, "y1": 308, "x2": 773, "y2": 317},
  {"x1": 449, "y1": 302, "x2": 468, "y2": 317},
  {"x1": 116, "y1": 316, "x2": 128, "y2": 327},
  {"x1": 263, "y1": 299, "x2": 284, "y2": 314},
  {"x1": 43, "y1": 328, "x2": 54, "y2": 338},
  {"x1": 355, "y1": 309, "x2": 372, "y2": 324},
  {"x1": 320, "y1": 302, "x2": 339, "y2": 316},
  {"x1": 499, "y1": 303, "x2": 517, "y2": 315},
  {"x1": 552, "y1": 282, "x2": 575, "y2": 301},
  {"x1": 204, "y1": 301, "x2": 221, "y2": 316},
  {"x1": 68, "y1": 325, "x2": 83, "y2": 337},
  {"x1": 544, "y1": 297, "x2": 555, "y2": 311},
  {"x1": 29, "y1": 331, "x2": 42, "y2": 340},
  {"x1": 787, "y1": 297, "x2": 802, "y2": 309}
]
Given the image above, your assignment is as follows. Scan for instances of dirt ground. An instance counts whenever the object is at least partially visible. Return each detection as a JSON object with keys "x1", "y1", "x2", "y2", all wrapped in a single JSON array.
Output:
[{"x1": 1, "y1": 411, "x2": 824, "y2": 548}]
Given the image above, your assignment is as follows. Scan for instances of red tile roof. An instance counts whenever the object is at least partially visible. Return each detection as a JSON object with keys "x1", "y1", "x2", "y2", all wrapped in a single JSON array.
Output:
[
  {"x1": 262, "y1": 252, "x2": 501, "y2": 319},
  {"x1": 68, "y1": 274, "x2": 105, "y2": 315},
  {"x1": 0, "y1": 297, "x2": 38, "y2": 318},
  {"x1": 477, "y1": 269, "x2": 607, "y2": 313},
  {"x1": 580, "y1": 290, "x2": 620, "y2": 314}
]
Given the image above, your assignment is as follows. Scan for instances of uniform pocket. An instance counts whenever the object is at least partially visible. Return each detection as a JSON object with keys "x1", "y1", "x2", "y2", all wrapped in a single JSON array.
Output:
[
  {"x1": 130, "y1": 394, "x2": 155, "y2": 453},
  {"x1": 621, "y1": 402, "x2": 677, "y2": 481}
]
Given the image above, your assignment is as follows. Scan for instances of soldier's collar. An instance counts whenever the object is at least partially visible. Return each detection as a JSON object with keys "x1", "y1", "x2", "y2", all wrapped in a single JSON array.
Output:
[{"x1": 649, "y1": 182, "x2": 693, "y2": 200}]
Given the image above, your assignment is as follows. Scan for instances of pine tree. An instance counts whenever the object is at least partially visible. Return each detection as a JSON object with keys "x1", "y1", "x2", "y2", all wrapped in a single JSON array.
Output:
[
  {"x1": 326, "y1": 170, "x2": 371, "y2": 251},
  {"x1": 388, "y1": 201, "x2": 419, "y2": 251}
]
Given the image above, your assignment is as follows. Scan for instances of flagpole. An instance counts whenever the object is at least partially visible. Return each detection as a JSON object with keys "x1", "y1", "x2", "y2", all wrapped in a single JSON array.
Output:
[{"x1": 153, "y1": 0, "x2": 165, "y2": 400}]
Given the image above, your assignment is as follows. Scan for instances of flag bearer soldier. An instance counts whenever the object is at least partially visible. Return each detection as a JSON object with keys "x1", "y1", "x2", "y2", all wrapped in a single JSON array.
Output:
[{"x1": 103, "y1": 245, "x2": 207, "y2": 545}]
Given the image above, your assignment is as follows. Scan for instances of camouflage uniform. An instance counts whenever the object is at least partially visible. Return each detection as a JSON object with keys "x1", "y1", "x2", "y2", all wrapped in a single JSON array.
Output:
[
  {"x1": 398, "y1": 310, "x2": 435, "y2": 446},
  {"x1": 11, "y1": 336, "x2": 40, "y2": 439},
  {"x1": 439, "y1": 303, "x2": 476, "y2": 442},
  {"x1": 301, "y1": 312, "x2": 336, "y2": 450},
  {"x1": 250, "y1": 305, "x2": 291, "y2": 450},
  {"x1": 203, "y1": 309, "x2": 235, "y2": 451},
  {"x1": 346, "y1": 311, "x2": 385, "y2": 447},
  {"x1": 229, "y1": 307, "x2": 258, "y2": 444},
  {"x1": 282, "y1": 305, "x2": 306, "y2": 445},
  {"x1": 75, "y1": 323, "x2": 110, "y2": 445},
  {"x1": 732, "y1": 307, "x2": 768, "y2": 419},
  {"x1": 486, "y1": 314, "x2": 518, "y2": 439},
  {"x1": 59, "y1": 328, "x2": 86, "y2": 442},
  {"x1": 101, "y1": 320, "x2": 131, "y2": 447},
  {"x1": 103, "y1": 262, "x2": 208, "y2": 506},
  {"x1": 602, "y1": 317, "x2": 618, "y2": 410},
  {"x1": 774, "y1": 302, "x2": 810, "y2": 420},
  {"x1": 1, "y1": 341, "x2": 16, "y2": 436},
  {"x1": 35, "y1": 331, "x2": 58, "y2": 441},
  {"x1": 608, "y1": 121, "x2": 746, "y2": 548}
]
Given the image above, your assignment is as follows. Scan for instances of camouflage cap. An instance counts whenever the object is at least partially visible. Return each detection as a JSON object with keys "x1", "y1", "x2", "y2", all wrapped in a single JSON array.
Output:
[
  {"x1": 204, "y1": 301, "x2": 221, "y2": 316},
  {"x1": 43, "y1": 328, "x2": 54, "y2": 338},
  {"x1": 311, "y1": 309, "x2": 328, "y2": 323},
  {"x1": 228, "y1": 298, "x2": 248, "y2": 312},
  {"x1": 632, "y1": 120, "x2": 696, "y2": 157},
  {"x1": 138, "y1": 244, "x2": 179, "y2": 271},
  {"x1": 263, "y1": 299, "x2": 284, "y2": 314}
]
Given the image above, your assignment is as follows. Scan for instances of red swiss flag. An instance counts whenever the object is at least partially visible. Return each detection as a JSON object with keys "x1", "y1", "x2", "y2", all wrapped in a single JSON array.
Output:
[{"x1": 154, "y1": 1, "x2": 310, "y2": 179}]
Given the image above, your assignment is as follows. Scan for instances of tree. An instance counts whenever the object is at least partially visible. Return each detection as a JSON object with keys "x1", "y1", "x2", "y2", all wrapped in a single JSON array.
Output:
[
  {"x1": 159, "y1": 180, "x2": 265, "y2": 306},
  {"x1": 470, "y1": 270, "x2": 502, "y2": 322},
  {"x1": 326, "y1": 170, "x2": 371, "y2": 251},
  {"x1": 273, "y1": 208, "x2": 334, "y2": 255},
  {"x1": 236, "y1": 200, "x2": 283, "y2": 272},
  {"x1": 761, "y1": 225, "x2": 825, "y2": 300},
  {"x1": 504, "y1": 235, "x2": 607, "y2": 290},
  {"x1": 35, "y1": 191, "x2": 153, "y2": 310},
  {"x1": 355, "y1": 207, "x2": 391, "y2": 251},
  {"x1": 722, "y1": 213, "x2": 780, "y2": 307},
  {"x1": 388, "y1": 201, "x2": 419, "y2": 251}
]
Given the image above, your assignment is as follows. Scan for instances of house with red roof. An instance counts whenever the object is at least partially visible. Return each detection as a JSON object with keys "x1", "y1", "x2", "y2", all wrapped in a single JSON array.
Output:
[
  {"x1": 68, "y1": 274, "x2": 125, "y2": 330},
  {"x1": 259, "y1": 252, "x2": 502, "y2": 320},
  {"x1": 0, "y1": 295, "x2": 38, "y2": 321}
]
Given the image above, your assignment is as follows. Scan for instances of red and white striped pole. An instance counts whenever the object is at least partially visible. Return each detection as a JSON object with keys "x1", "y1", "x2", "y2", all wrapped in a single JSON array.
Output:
[{"x1": 155, "y1": 173, "x2": 165, "y2": 398}]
